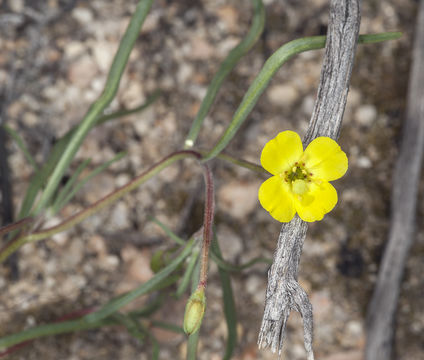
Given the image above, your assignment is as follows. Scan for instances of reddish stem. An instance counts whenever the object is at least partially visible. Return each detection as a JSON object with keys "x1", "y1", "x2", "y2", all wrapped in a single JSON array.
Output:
[{"x1": 198, "y1": 163, "x2": 215, "y2": 289}]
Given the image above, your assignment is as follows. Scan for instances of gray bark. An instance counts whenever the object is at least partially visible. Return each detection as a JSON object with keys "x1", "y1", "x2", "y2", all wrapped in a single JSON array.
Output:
[
  {"x1": 258, "y1": 0, "x2": 361, "y2": 358},
  {"x1": 365, "y1": 1, "x2": 424, "y2": 359}
]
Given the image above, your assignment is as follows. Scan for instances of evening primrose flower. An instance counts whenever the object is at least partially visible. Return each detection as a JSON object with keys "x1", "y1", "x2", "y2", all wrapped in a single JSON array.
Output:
[{"x1": 258, "y1": 130, "x2": 348, "y2": 222}]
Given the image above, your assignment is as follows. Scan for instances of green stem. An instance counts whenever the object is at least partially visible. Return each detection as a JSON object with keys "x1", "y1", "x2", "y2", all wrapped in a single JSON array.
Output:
[
  {"x1": 184, "y1": 0, "x2": 265, "y2": 148},
  {"x1": 33, "y1": 0, "x2": 154, "y2": 214},
  {"x1": 3, "y1": 124, "x2": 38, "y2": 171},
  {"x1": 52, "y1": 152, "x2": 126, "y2": 214},
  {"x1": 0, "y1": 317, "x2": 112, "y2": 350},
  {"x1": 176, "y1": 249, "x2": 200, "y2": 298},
  {"x1": 215, "y1": 152, "x2": 269, "y2": 175},
  {"x1": 0, "y1": 150, "x2": 201, "y2": 264},
  {"x1": 151, "y1": 321, "x2": 185, "y2": 334},
  {"x1": 96, "y1": 89, "x2": 161, "y2": 125},
  {"x1": 85, "y1": 237, "x2": 196, "y2": 323},
  {"x1": 212, "y1": 235, "x2": 237, "y2": 360},
  {"x1": 0, "y1": 217, "x2": 33, "y2": 239},
  {"x1": 186, "y1": 259, "x2": 201, "y2": 360},
  {"x1": 202, "y1": 32, "x2": 403, "y2": 161},
  {"x1": 18, "y1": 90, "x2": 159, "y2": 220}
]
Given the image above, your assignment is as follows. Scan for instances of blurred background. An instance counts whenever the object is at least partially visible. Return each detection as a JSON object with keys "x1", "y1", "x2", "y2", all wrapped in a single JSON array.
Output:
[{"x1": 0, "y1": 0, "x2": 422, "y2": 359}]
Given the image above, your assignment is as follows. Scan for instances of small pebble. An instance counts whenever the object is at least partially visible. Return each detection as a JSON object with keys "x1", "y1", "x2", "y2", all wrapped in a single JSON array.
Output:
[{"x1": 355, "y1": 104, "x2": 377, "y2": 126}]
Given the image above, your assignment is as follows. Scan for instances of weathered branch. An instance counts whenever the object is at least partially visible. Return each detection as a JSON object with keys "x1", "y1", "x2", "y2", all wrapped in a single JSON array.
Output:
[
  {"x1": 258, "y1": 0, "x2": 361, "y2": 357},
  {"x1": 365, "y1": 1, "x2": 424, "y2": 359}
]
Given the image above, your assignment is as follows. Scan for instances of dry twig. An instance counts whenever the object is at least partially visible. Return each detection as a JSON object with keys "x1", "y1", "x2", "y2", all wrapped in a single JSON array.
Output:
[
  {"x1": 365, "y1": 1, "x2": 424, "y2": 359},
  {"x1": 258, "y1": 0, "x2": 361, "y2": 357}
]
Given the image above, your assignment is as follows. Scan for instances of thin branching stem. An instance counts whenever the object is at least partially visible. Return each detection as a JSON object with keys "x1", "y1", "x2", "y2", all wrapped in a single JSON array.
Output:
[
  {"x1": 198, "y1": 163, "x2": 215, "y2": 289},
  {"x1": 0, "y1": 150, "x2": 201, "y2": 264}
]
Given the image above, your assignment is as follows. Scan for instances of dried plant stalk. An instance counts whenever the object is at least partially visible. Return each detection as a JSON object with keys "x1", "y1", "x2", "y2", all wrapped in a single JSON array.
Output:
[
  {"x1": 365, "y1": 1, "x2": 424, "y2": 358},
  {"x1": 258, "y1": 0, "x2": 361, "y2": 357}
]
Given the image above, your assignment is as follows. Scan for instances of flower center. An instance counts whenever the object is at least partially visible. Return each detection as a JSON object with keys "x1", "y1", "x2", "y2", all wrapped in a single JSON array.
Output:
[
  {"x1": 282, "y1": 162, "x2": 314, "y2": 195},
  {"x1": 292, "y1": 179, "x2": 307, "y2": 195}
]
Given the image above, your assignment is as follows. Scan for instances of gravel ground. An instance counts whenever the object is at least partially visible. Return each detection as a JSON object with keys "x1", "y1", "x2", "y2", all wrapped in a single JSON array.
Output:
[{"x1": 0, "y1": 0, "x2": 423, "y2": 359}]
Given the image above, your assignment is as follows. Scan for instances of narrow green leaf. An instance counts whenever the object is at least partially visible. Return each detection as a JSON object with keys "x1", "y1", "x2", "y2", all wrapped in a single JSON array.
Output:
[
  {"x1": 129, "y1": 295, "x2": 164, "y2": 318},
  {"x1": 203, "y1": 31, "x2": 403, "y2": 161},
  {"x1": 149, "y1": 217, "x2": 186, "y2": 246},
  {"x1": 186, "y1": 259, "x2": 201, "y2": 360},
  {"x1": 3, "y1": 124, "x2": 38, "y2": 171},
  {"x1": 150, "y1": 335, "x2": 160, "y2": 360},
  {"x1": 33, "y1": 0, "x2": 155, "y2": 214},
  {"x1": 358, "y1": 31, "x2": 402, "y2": 44},
  {"x1": 85, "y1": 237, "x2": 196, "y2": 323},
  {"x1": 214, "y1": 152, "x2": 269, "y2": 175},
  {"x1": 184, "y1": 0, "x2": 265, "y2": 148},
  {"x1": 18, "y1": 133, "x2": 75, "y2": 219},
  {"x1": 212, "y1": 235, "x2": 237, "y2": 360},
  {"x1": 51, "y1": 159, "x2": 91, "y2": 214},
  {"x1": 52, "y1": 152, "x2": 126, "y2": 213},
  {"x1": 18, "y1": 14, "x2": 160, "y2": 219},
  {"x1": 112, "y1": 313, "x2": 145, "y2": 343},
  {"x1": 97, "y1": 89, "x2": 161, "y2": 125},
  {"x1": 0, "y1": 151, "x2": 198, "y2": 264},
  {"x1": 151, "y1": 320, "x2": 185, "y2": 334},
  {"x1": 0, "y1": 317, "x2": 111, "y2": 350},
  {"x1": 176, "y1": 250, "x2": 200, "y2": 298}
]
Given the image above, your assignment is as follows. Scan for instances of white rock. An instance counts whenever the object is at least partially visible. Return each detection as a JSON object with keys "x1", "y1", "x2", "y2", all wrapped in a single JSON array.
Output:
[
  {"x1": 110, "y1": 201, "x2": 131, "y2": 229},
  {"x1": 132, "y1": 107, "x2": 155, "y2": 136},
  {"x1": 190, "y1": 36, "x2": 215, "y2": 60},
  {"x1": 177, "y1": 63, "x2": 193, "y2": 84},
  {"x1": 65, "y1": 239, "x2": 85, "y2": 267},
  {"x1": 267, "y1": 84, "x2": 299, "y2": 108},
  {"x1": 245, "y1": 275, "x2": 266, "y2": 304},
  {"x1": 8, "y1": 0, "x2": 24, "y2": 13},
  {"x1": 92, "y1": 41, "x2": 116, "y2": 73},
  {"x1": 216, "y1": 225, "x2": 243, "y2": 261},
  {"x1": 347, "y1": 88, "x2": 362, "y2": 108},
  {"x1": 301, "y1": 95, "x2": 315, "y2": 115},
  {"x1": 120, "y1": 81, "x2": 145, "y2": 109},
  {"x1": 355, "y1": 104, "x2": 377, "y2": 126},
  {"x1": 346, "y1": 320, "x2": 364, "y2": 338},
  {"x1": 218, "y1": 180, "x2": 261, "y2": 219},
  {"x1": 22, "y1": 112, "x2": 38, "y2": 127},
  {"x1": 67, "y1": 55, "x2": 98, "y2": 88},
  {"x1": 357, "y1": 156, "x2": 372, "y2": 169},
  {"x1": 64, "y1": 41, "x2": 86, "y2": 59},
  {"x1": 72, "y1": 7, "x2": 94, "y2": 25}
]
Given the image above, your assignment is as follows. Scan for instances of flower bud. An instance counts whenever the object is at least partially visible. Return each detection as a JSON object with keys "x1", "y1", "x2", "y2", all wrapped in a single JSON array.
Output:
[{"x1": 183, "y1": 288, "x2": 206, "y2": 335}]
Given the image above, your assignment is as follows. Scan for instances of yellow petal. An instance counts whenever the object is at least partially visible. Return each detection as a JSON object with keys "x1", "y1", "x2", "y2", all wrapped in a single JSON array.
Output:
[
  {"x1": 294, "y1": 180, "x2": 337, "y2": 222},
  {"x1": 260, "y1": 131, "x2": 303, "y2": 175},
  {"x1": 302, "y1": 137, "x2": 348, "y2": 181},
  {"x1": 258, "y1": 175, "x2": 296, "y2": 222}
]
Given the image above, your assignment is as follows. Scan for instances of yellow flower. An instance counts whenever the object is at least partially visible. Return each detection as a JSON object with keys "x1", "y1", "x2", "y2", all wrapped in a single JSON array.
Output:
[{"x1": 258, "y1": 130, "x2": 348, "y2": 222}]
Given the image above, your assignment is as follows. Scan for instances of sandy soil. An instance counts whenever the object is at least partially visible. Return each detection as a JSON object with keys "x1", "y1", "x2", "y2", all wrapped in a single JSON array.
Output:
[{"x1": 0, "y1": 0, "x2": 422, "y2": 359}]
